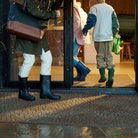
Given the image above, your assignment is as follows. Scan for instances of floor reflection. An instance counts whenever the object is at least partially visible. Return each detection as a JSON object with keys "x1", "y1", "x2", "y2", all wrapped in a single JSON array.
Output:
[{"x1": 0, "y1": 123, "x2": 137, "y2": 138}]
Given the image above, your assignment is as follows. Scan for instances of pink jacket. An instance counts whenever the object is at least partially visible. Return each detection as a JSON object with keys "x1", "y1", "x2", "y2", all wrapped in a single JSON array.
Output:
[{"x1": 73, "y1": 4, "x2": 90, "y2": 45}]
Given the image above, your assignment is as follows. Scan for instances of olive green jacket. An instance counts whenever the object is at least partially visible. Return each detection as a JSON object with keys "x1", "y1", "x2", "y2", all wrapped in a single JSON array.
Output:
[{"x1": 15, "y1": 0, "x2": 57, "y2": 55}]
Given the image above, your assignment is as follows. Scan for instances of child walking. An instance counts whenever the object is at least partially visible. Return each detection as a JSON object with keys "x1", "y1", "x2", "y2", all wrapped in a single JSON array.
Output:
[
  {"x1": 82, "y1": 0, "x2": 119, "y2": 87},
  {"x1": 73, "y1": 0, "x2": 91, "y2": 81}
]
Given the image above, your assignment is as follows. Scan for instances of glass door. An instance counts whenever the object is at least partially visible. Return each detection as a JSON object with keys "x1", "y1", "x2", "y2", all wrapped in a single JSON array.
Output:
[
  {"x1": 16, "y1": 2, "x2": 65, "y2": 81},
  {"x1": 2, "y1": 0, "x2": 73, "y2": 89},
  {"x1": 73, "y1": 0, "x2": 136, "y2": 88}
]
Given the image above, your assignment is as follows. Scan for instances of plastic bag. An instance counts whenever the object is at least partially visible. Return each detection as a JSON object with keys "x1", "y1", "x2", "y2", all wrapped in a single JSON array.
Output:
[{"x1": 112, "y1": 35, "x2": 123, "y2": 55}]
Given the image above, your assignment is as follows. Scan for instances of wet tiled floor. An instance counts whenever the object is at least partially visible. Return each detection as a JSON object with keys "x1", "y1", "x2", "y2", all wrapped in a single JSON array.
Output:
[
  {"x1": 0, "y1": 91, "x2": 138, "y2": 137},
  {"x1": 0, "y1": 123, "x2": 138, "y2": 138}
]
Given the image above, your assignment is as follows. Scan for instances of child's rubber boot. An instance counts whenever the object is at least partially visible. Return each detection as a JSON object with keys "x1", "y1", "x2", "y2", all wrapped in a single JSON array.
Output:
[
  {"x1": 73, "y1": 68, "x2": 82, "y2": 81},
  {"x1": 106, "y1": 68, "x2": 114, "y2": 88},
  {"x1": 98, "y1": 67, "x2": 106, "y2": 82},
  {"x1": 75, "y1": 61, "x2": 91, "y2": 81}
]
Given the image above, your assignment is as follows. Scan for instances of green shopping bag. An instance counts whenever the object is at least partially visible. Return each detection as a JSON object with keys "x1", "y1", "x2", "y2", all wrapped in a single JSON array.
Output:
[{"x1": 112, "y1": 35, "x2": 123, "y2": 55}]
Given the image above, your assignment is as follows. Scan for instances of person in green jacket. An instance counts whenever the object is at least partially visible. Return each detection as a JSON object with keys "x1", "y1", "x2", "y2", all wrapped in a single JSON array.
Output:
[{"x1": 15, "y1": 0, "x2": 62, "y2": 101}]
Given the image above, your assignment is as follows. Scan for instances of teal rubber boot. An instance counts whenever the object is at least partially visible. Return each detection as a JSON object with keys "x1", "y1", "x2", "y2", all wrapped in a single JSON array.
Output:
[
  {"x1": 99, "y1": 67, "x2": 106, "y2": 82},
  {"x1": 106, "y1": 68, "x2": 114, "y2": 87}
]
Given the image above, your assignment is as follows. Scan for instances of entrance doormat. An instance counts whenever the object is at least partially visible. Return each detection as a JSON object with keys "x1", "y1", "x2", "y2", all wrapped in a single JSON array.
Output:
[
  {"x1": 0, "y1": 92, "x2": 138, "y2": 127},
  {"x1": 73, "y1": 74, "x2": 135, "y2": 87}
]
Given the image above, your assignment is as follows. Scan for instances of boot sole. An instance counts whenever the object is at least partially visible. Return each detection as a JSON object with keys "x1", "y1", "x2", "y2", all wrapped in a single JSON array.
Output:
[
  {"x1": 40, "y1": 95, "x2": 61, "y2": 100},
  {"x1": 106, "y1": 80, "x2": 113, "y2": 87},
  {"x1": 19, "y1": 95, "x2": 35, "y2": 101},
  {"x1": 79, "y1": 71, "x2": 91, "y2": 81},
  {"x1": 99, "y1": 79, "x2": 106, "y2": 83}
]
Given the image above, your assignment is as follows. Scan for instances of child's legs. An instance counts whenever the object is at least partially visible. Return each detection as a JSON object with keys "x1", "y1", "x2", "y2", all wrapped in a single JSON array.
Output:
[
  {"x1": 104, "y1": 41, "x2": 115, "y2": 69},
  {"x1": 73, "y1": 40, "x2": 80, "y2": 66},
  {"x1": 94, "y1": 42, "x2": 106, "y2": 69}
]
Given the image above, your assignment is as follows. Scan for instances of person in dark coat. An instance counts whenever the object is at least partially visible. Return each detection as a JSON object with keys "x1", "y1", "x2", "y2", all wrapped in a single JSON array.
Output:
[{"x1": 16, "y1": 0, "x2": 62, "y2": 101}]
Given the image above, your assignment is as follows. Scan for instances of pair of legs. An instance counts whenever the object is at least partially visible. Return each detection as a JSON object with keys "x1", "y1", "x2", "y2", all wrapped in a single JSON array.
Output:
[
  {"x1": 19, "y1": 49, "x2": 52, "y2": 77},
  {"x1": 73, "y1": 40, "x2": 91, "y2": 81},
  {"x1": 18, "y1": 49, "x2": 60, "y2": 101},
  {"x1": 94, "y1": 41, "x2": 115, "y2": 87}
]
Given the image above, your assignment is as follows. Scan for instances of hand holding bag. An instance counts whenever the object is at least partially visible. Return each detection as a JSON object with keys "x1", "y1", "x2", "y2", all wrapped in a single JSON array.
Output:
[
  {"x1": 7, "y1": 0, "x2": 44, "y2": 42},
  {"x1": 112, "y1": 35, "x2": 123, "y2": 55}
]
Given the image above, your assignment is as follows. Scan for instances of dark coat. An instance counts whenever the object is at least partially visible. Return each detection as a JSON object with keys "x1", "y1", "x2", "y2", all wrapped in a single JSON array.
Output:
[{"x1": 15, "y1": 0, "x2": 57, "y2": 55}]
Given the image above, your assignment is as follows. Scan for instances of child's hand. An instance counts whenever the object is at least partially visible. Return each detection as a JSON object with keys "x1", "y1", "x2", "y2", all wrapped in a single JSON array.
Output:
[
  {"x1": 83, "y1": 33, "x2": 87, "y2": 36},
  {"x1": 82, "y1": 28, "x2": 87, "y2": 36}
]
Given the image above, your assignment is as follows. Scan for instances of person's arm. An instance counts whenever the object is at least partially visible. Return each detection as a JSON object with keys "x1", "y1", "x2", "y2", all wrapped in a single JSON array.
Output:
[
  {"x1": 27, "y1": 0, "x2": 57, "y2": 20},
  {"x1": 73, "y1": 7, "x2": 81, "y2": 33},
  {"x1": 112, "y1": 11, "x2": 119, "y2": 37},
  {"x1": 82, "y1": 13, "x2": 96, "y2": 35}
]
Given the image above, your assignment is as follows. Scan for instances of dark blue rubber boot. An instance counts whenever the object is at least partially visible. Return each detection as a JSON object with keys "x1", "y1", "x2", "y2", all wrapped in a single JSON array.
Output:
[
  {"x1": 75, "y1": 61, "x2": 91, "y2": 81},
  {"x1": 18, "y1": 76, "x2": 35, "y2": 101},
  {"x1": 40, "y1": 75, "x2": 61, "y2": 100},
  {"x1": 73, "y1": 68, "x2": 82, "y2": 81}
]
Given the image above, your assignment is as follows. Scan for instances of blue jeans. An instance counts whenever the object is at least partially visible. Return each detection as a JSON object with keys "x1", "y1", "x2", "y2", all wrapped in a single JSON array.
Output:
[{"x1": 73, "y1": 40, "x2": 80, "y2": 66}]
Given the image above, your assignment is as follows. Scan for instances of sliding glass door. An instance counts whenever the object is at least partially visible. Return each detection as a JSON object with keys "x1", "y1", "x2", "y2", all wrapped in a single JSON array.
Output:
[{"x1": 0, "y1": 0, "x2": 73, "y2": 89}]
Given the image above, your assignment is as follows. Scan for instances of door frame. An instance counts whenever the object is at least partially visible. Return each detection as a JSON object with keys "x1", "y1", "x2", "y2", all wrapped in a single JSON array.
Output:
[
  {"x1": 135, "y1": 0, "x2": 138, "y2": 89},
  {"x1": 0, "y1": 0, "x2": 73, "y2": 89},
  {"x1": 0, "y1": 0, "x2": 138, "y2": 93}
]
